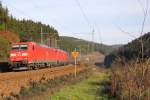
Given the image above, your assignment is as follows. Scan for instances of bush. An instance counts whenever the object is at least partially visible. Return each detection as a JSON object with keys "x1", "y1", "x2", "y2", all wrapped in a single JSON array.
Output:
[
  {"x1": 111, "y1": 59, "x2": 150, "y2": 100},
  {"x1": 18, "y1": 68, "x2": 92, "y2": 99},
  {"x1": 29, "y1": 80, "x2": 47, "y2": 93},
  {"x1": 19, "y1": 86, "x2": 30, "y2": 97}
]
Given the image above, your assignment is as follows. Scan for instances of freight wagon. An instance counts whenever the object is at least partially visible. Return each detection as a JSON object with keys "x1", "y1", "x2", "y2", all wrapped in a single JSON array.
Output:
[{"x1": 9, "y1": 42, "x2": 69, "y2": 70}]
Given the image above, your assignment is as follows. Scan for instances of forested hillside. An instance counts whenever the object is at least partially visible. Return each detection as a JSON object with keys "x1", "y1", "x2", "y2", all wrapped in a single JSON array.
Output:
[
  {"x1": 58, "y1": 36, "x2": 121, "y2": 55},
  {"x1": 0, "y1": 2, "x2": 58, "y2": 59},
  {"x1": 0, "y1": 2, "x2": 58, "y2": 41},
  {"x1": 104, "y1": 32, "x2": 150, "y2": 67}
]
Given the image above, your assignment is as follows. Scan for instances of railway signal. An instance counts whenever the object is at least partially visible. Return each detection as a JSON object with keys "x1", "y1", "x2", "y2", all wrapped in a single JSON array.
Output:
[
  {"x1": 71, "y1": 51, "x2": 79, "y2": 59},
  {"x1": 71, "y1": 48, "x2": 79, "y2": 77}
]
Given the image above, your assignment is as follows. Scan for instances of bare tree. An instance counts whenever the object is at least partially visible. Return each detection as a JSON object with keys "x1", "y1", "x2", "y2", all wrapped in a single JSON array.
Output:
[
  {"x1": 116, "y1": 0, "x2": 149, "y2": 60},
  {"x1": 111, "y1": 1, "x2": 150, "y2": 100}
]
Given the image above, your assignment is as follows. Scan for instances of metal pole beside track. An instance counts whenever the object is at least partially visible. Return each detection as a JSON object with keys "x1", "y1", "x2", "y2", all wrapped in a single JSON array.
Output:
[
  {"x1": 75, "y1": 48, "x2": 77, "y2": 77},
  {"x1": 41, "y1": 27, "x2": 43, "y2": 44}
]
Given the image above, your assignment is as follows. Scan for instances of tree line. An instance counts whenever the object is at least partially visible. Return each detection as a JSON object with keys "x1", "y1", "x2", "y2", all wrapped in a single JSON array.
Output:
[
  {"x1": 0, "y1": 1, "x2": 58, "y2": 59},
  {"x1": 104, "y1": 32, "x2": 150, "y2": 67},
  {"x1": 0, "y1": 1, "x2": 58, "y2": 42}
]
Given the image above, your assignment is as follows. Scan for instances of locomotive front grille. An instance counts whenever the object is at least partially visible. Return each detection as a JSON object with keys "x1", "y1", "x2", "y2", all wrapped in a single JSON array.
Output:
[{"x1": 10, "y1": 60, "x2": 28, "y2": 68}]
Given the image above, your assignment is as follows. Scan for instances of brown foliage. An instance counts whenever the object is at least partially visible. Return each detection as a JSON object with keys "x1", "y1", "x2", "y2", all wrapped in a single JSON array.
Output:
[
  {"x1": 111, "y1": 58, "x2": 150, "y2": 100},
  {"x1": 0, "y1": 31, "x2": 20, "y2": 43}
]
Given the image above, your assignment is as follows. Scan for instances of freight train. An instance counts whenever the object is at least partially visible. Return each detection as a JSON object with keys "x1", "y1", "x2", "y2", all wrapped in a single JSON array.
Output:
[{"x1": 9, "y1": 42, "x2": 69, "y2": 70}]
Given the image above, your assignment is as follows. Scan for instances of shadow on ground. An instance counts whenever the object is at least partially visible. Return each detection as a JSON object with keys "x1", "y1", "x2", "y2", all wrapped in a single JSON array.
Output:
[
  {"x1": 0, "y1": 62, "x2": 11, "y2": 72},
  {"x1": 95, "y1": 62, "x2": 105, "y2": 68},
  {"x1": 89, "y1": 79, "x2": 115, "y2": 100}
]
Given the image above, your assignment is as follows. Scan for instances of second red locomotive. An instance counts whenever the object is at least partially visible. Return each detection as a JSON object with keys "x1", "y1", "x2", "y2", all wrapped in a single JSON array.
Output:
[{"x1": 9, "y1": 42, "x2": 69, "y2": 70}]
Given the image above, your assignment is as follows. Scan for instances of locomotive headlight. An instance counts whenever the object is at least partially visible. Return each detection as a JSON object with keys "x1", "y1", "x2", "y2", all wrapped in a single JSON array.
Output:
[
  {"x1": 10, "y1": 53, "x2": 16, "y2": 57},
  {"x1": 22, "y1": 53, "x2": 28, "y2": 56}
]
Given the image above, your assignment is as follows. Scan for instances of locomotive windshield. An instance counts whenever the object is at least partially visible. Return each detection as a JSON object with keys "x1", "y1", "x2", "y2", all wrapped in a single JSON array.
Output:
[{"x1": 12, "y1": 44, "x2": 28, "y2": 51}]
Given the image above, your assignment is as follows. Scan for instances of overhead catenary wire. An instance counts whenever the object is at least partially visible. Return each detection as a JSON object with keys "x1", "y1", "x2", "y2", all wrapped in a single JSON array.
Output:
[
  {"x1": 114, "y1": 0, "x2": 149, "y2": 39},
  {"x1": 137, "y1": 0, "x2": 147, "y2": 15},
  {"x1": 115, "y1": 0, "x2": 149, "y2": 60},
  {"x1": 94, "y1": 23, "x2": 103, "y2": 44},
  {"x1": 2, "y1": 1, "x2": 32, "y2": 19},
  {"x1": 74, "y1": 0, "x2": 104, "y2": 53},
  {"x1": 4, "y1": 0, "x2": 104, "y2": 47},
  {"x1": 114, "y1": 24, "x2": 138, "y2": 39},
  {"x1": 74, "y1": 0, "x2": 93, "y2": 29},
  {"x1": 138, "y1": 0, "x2": 149, "y2": 36},
  {"x1": 138, "y1": 0, "x2": 149, "y2": 60},
  {"x1": 74, "y1": 0, "x2": 93, "y2": 53}
]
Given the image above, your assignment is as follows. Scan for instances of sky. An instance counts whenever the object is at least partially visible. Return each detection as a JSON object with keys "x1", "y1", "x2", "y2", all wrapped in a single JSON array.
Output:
[{"x1": 2, "y1": 0, "x2": 150, "y2": 45}]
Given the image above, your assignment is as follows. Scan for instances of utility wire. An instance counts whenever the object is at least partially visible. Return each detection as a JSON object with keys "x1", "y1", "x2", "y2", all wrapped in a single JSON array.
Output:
[
  {"x1": 94, "y1": 23, "x2": 103, "y2": 44},
  {"x1": 74, "y1": 0, "x2": 93, "y2": 29},
  {"x1": 74, "y1": 0, "x2": 104, "y2": 51},
  {"x1": 115, "y1": 0, "x2": 149, "y2": 39},
  {"x1": 139, "y1": 0, "x2": 149, "y2": 36},
  {"x1": 115, "y1": 24, "x2": 137, "y2": 39},
  {"x1": 137, "y1": 0, "x2": 149, "y2": 60},
  {"x1": 3, "y1": 1, "x2": 32, "y2": 19},
  {"x1": 137, "y1": 0, "x2": 146, "y2": 14}
]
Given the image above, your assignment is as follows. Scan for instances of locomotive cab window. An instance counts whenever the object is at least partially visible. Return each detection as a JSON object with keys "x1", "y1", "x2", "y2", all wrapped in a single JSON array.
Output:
[
  {"x1": 20, "y1": 44, "x2": 28, "y2": 50},
  {"x1": 12, "y1": 45, "x2": 20, "y2": 51},
  {"x1": 11, "y1": 44, "x2": 28, "y2": 51}
]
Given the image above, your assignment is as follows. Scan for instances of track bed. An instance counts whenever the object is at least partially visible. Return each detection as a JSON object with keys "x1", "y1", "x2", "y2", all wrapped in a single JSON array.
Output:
[{"x1": 0, "y1": 64, "x2": 85, "y2": 96}]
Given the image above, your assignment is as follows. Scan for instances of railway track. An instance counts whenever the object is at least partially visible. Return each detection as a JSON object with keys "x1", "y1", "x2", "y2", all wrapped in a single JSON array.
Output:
[{"x1": 0, "y1": 64, "x2": 85, "y2": 96}]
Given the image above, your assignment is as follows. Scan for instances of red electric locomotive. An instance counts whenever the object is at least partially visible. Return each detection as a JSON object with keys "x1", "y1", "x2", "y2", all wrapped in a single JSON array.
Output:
[{"x1": 9, "y1": 42, "x2": 69, "y2": 70}]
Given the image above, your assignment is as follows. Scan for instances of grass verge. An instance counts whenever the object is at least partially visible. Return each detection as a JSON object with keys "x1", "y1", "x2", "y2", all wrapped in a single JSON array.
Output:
[{"x1": 48, "y1": 68, "x2": 114, "y2": 100}]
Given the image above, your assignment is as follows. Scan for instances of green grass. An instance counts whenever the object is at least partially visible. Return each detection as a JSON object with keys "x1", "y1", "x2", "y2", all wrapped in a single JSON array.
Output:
[{"x1": 47, "y1": 70, "x2": 111, "y2": 100}]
